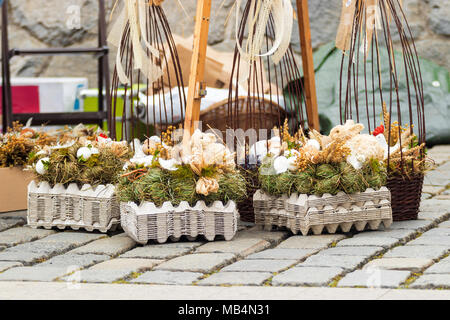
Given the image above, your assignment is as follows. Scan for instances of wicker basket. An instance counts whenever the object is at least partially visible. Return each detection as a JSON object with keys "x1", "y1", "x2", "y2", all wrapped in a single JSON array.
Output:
[
  {"x1": 27, "y1": 181, "x2": 120, "y2": 233},
  {"x1": 175, "y1": 96, "x2": 287, "y2": 133},
  {"x1": 386, "y1": 174, "x2": 424, "y2": 221},
  {"x1": 120, "y1": 200, "x2": 239, "y2": 244},
  {"x1": 237, "y1": 167, "x2": 259, "y2": 223},
  {"x1": 253, "y1": 187, "x2": 393, "y2": 235}
]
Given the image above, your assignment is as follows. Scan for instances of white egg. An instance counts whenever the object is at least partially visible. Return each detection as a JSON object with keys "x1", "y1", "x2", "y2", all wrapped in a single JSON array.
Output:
[
  {"x1": 273, "y1": 156, "x2": 289, "y2": 174},
  {"x1": 36, "y1": 157, "x2": 50, "y2": 175},
  {"x1": 77, "y1": 147, "x2": 92, "y2": 161},
  {"x1": 306, "y1": 139, "x2": 321, "y2": 150}
]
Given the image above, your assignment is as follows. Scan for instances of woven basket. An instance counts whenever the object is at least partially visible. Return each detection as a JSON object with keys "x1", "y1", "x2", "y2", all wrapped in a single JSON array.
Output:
[
  {"x1": 386, "y1": 174, "x2": 424, "y2": 221},
  {"x1": 176, "y1": 96, "x2": 287, "y2": 133},
  {"x1": 237, "y1": 167, "x2": 259, "y2": 223}
]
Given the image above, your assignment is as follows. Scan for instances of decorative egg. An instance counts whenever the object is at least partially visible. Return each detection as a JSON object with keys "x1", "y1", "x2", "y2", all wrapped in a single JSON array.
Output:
[
  {"x1": 273, "y1": 156, "x2": 289, "y2": 174},
  {"x1": 36, "y1": 157, "x2": 50, "y2": 175},
  {"x1": 77, "y1": 147, "x2": 92, "y2": 161}
]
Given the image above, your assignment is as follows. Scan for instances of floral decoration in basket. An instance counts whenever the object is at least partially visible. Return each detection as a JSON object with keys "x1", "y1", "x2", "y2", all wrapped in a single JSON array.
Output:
[
  {"x1": 117, "y1": 127, "x2": 247, "y2": 243},
  {"x1": 253, "y1": 120, "x2": 394, "y2": 235},
  {"x1": 28, "y1": 131, "x2": 131, "y2": 232}
]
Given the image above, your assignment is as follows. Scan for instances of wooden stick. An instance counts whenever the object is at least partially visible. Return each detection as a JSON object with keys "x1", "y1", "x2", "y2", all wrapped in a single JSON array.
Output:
[
  {"x1": 183, "y1": 0, "x2": 212, "y2": 139},
  {"x1": 296, "y1": 0, "x2": 320, "y2": 131}
]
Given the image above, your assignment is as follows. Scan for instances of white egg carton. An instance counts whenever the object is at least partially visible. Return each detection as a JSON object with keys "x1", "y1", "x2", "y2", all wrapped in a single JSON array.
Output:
[
  {"x1": 253, "y1": 187, "x2": 393, "y2": 235},
  {"x1": 27, "y1": 181, "x2": 120, "y2": 233},
  {"x1": 120, "y1": 200, "x2": 239, "y2": 244}
]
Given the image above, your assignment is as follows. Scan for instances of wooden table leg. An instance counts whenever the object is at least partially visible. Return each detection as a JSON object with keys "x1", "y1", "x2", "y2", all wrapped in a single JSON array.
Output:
[
  {"x1": 183, "y1": 0, "x2": 212, "y2": 137},
  {"x1": 296, "y1": 0, "x2": 320, "y2": 131}
]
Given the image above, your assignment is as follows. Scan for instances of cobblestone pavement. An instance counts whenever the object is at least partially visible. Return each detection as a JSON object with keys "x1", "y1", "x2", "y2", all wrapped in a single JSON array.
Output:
[{"x1": 0, "y1": 145, "x2": 449, "y2": 291}]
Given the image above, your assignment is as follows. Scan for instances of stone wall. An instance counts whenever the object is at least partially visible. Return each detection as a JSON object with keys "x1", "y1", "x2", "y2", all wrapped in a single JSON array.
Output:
[{"x1": 1, "y1": 0, "x2": 449, "y2": 88}]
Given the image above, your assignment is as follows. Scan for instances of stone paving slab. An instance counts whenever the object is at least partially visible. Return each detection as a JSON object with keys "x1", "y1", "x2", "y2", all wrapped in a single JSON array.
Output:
[
  {"x1": 235, "y1": 228, "x2": 289, "y2": 244},
  {"x1": 316, "y1": 246, "x2": 384, "y2": 257},
  {"x1": 298, "y1": 254, "x2": 368, "y2": 271},
  {"x1": 38, "y1": 232, "x2": 106, "y2": 246},
  {"x1": 0, "y1": 261, "x2": 22, "y2": 273},
  {"x1": 0, "y1": 218, "x2": 25, "y2": 232},
  {"x1": 272, "y1": 267, "x2": 343, "y2": 286},
  {"x1": 198, "y1": 271, "x2": 273, "y2": 286},
  {"x1": 0, "y1": 267, "x2": 71, "y2": 281},
  {"x1": 421, "y1": 228, "x2": 450, "y2": 237},
  {"x1": 338, "y1": 269, "x2": 411, "y2": 288},
  {"x1": 69, "y1": 234, "x2": 136, "y2": 256},
  {"x1": 439, "y1": 221, "x2": 450, "y2": 228},
  {"x1": 336, "y1": 237, "x2": 399, "y2": 248},
  {"x1": 88, "y1": 258, "x2": 162, "y2": 271},
  {"x1": 419, "y1": 199, "x2": 450, "y2": 214},
  {"x1": 154, "y1": 253, "x2": 236, "y2": 273},
  {"x1": 277, "y1": 235, "x2": 346, "y2": 250},
  {"x1": 418, "y1": 211, "x2": 450, "y2": 222},
  {"x1": 389, "y1": 220, "x2": 435, "y2": 231},
  {"x1": 0, "y1": 241, "x2": 75, "y2": 264},
  {"x1": 351, "y1": 229, "x2": 417, "y2": 241},
  {"x1": 120, "y1": 245, "x2": 196, "y2": 260},
  {"x1": 195, "y1": 238, "x2": 270, "y2": 257},
  {"x1": 407, "y1": 235, "x2": 450, "y2": 246},
  {"x1": 384, "y1": 245, "x2": 448, "y2": 260},
  {"x1": 410, "y1": 274, "x2": 450, "y2": 289},
  {"x1": 363, "y1": 258, "x2": 434, "y2": 273},
  {"x1": 35, "y1": 253, "x2": 110, "y2": 269},
  {"x1": 424, "y1": 256, "x2": 450, "y2": 274},
  {"x1": 221, "y1": 259, "x2": 296, "y2": 273},
  {"x1": 0, "y1": 227, "x2": 55, "y2": 247},
  {"x1": 131, "y1": 270, "x2": 203, "y2": 285},
  {"x1": 63, "y1": 269, "x2": 131, "y2": 283},
  {"x1": 424, "y1": 162, "x2": 450, "y2": 186},
  {"x1": 422, "y1": 186, "x2": 445, "y2": 195},
  {"x1": 247, "y1": 248, "x2": 317, "y2": 260}
]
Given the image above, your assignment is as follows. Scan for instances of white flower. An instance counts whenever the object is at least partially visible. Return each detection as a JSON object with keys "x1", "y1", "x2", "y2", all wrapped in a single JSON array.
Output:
[
  {"x1": 35, "y1": 150, "x2": 48, "y2": 157},
  {"x1": 346, "y1": 154, "x2": 366, "y2": 170},
  {"x1": 306, "y1": 139, "x2": 321, "y2": 150},
  {"x1": 273, "y1": 156, "x2": 289, "y2": 174},
  {"x1": 36, "y1": 157, "x2": 50, "y2": 175},
  {"x1": 159, "y1": 158, "x2": 179, "y2": 171},
  {"x1": 77, "y1": 147, "x2": 92, "y2": 161},
  {"x1": 90, "y1": 147, "x2": 99, "y2": 155}
]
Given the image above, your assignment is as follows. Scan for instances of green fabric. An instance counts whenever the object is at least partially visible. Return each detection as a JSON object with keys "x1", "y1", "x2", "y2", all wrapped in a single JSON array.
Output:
[{"x1": 309, "y1": 42, "x2": 449, "y2": 146}]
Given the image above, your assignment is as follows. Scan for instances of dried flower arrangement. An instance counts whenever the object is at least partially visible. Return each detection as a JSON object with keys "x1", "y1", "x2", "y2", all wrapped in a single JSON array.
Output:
[
  {"x1": 253, "y1": 120, "x2": 393, "y2": 235},
  {"x1": 0, "y1": 122, "x2": 57, "y2": 168},
  {"x1": 256, "y1": 120, "x2": 387, "y2": 197},
  {"x1": 27, "y1": 131, "x2": 131, "y2": 232},
  {"x1": 31, "y1": 133, "x2": 131, "y2": 187},
  {"x1": 117, "y1": 127, "x2": 247, "y2": 206},
  {"x1": 374, "y1": 103, "x2": 433, "y2": 178}
]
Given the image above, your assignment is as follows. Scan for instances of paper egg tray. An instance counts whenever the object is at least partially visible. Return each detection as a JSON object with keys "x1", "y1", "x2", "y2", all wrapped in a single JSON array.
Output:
[
  {"x1": 27, "y1": 181, "x2": 120, "y2": 233},
  {"x1": 120, "y1": 201, "x2": 239, "y2": 244},
  {"x1": 253, "y1": 187, "x2": 393, "y2": 235}
]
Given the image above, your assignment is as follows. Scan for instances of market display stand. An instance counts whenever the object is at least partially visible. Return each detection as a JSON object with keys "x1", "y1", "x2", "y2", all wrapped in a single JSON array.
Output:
[
  {"x1": 1, "y1": 0, "x2": 112, "y2": 134},
  {"x1": 183, "y1": 0, "x2": 320, "y2": 135}
]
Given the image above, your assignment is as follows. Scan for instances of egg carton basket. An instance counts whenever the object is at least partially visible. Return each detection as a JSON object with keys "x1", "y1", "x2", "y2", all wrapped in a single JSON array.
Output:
[
  {"x1": 27, "y1": 181, "x2": 120, "y2": 233},
  {"x1": 253, "y1": 187, "x2": 393, "y2": 235},
  {"x1": 120, "y1": 201, "x2": 239, "y2": 244}
]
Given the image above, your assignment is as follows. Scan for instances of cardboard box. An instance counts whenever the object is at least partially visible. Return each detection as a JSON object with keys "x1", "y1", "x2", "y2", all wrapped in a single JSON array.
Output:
[{"x1": 0, "y1": 167, "x2": 35, "y2": 213}]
